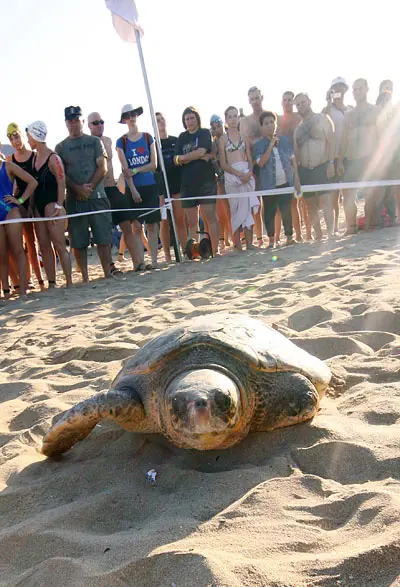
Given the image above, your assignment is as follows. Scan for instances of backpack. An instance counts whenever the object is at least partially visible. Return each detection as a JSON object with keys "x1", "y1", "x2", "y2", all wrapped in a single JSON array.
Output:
[{"x1": 119, "y1": 132, "x2": 152, "y2": 154}]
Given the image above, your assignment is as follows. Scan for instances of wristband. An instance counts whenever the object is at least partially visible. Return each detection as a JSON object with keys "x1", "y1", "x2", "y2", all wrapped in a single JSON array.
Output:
[
  {"x1": 175, "y1": 155, "x2": 180, "y2": 166},
  {"x1": 18, "y1": 197, "x2": 24, "y2": 204},
  {"x1": 294, "y1": 190, "x2": 303, "y2": 200},
  {"x1": 132, "y1": 168, "x2": 138, "y2": 175},
  {"x1": 54, "y1": 203, "x2": 63, "y2": 210}
]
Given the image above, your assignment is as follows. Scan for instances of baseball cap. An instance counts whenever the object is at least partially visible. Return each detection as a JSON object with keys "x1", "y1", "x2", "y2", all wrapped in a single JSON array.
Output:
[
  {"x1": 331, "y1": 77, "x2": 348, "y2": 90},
  {"x1": 119, "y1": 104, "x2": 144, "y2": 123},
  {"x1": 210, "y1": 114, "x2": 223, "y2": 125},
  {"x1": 26, "y1": 121, "x2": 48, "y2": 143},
  {"x1": 64, "y1": 106, "x2": 83, "y2": 121},
  {"x1": 7, "y1": 122, "x2": 21, "y2": 137}
]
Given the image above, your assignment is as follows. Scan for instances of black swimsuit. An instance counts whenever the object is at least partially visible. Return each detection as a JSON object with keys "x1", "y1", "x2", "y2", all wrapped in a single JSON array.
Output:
[
  {"x1": 12, "y1": 152, "x2": 35, "y2": 210},
  {"x1": 33, "y1": 153, "x2": 59, "y2": 217}
]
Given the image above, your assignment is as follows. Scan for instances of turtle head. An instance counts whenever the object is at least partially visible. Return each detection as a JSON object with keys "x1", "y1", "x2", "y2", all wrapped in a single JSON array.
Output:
[{"x1": 162, "y1": 369, "x2": 247, "y2": 450}]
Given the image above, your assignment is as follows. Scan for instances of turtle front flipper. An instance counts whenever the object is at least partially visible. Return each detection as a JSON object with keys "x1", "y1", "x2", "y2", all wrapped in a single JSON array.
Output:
[
  {"x1": 41, "y1": 388, "x2": 145, "y2": 457},
  {"x1": 251, "y1": 372, "x2": 320, "y2": 432}
]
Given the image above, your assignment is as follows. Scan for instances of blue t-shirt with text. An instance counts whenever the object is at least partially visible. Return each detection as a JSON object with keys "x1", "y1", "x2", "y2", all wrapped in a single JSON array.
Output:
[{"x1": 116, "y1": 133, "x2": 155, "y2": 187}]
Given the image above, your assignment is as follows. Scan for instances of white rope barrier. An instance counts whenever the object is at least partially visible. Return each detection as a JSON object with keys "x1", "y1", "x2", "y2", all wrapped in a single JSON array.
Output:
[
  {"x1": 0, "y1": 204, "x2": 170, "y2": 226},
  {"x1": 166, "y1": 178, "x2": 400, "y2": 203},
  {"x1": 0, "y1": 178, "x2": 398, "y2": 226}
]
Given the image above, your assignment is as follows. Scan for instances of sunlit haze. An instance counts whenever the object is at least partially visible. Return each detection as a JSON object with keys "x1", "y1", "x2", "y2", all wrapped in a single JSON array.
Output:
[{"x1": 1, "y1": 0, "x2": 398, "y2": 162}]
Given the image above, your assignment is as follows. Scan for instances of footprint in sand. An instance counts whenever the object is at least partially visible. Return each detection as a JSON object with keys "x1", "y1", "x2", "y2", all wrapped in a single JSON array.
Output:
[
  {"x1": 292, "y1": 335, "x2": 374, "y2": 360},
  {"x1": 288, "y1": 306, "x2": 332, "y2": 332},
  {"x1": 48, "y1": 344, "x2": 140, "y2": 364},
  {"x1": 293, "y1": 441, "x2": 399, "y2": 484},
  {"x1": 333, "y1": 310, "x2": 400, "y2": 335}
]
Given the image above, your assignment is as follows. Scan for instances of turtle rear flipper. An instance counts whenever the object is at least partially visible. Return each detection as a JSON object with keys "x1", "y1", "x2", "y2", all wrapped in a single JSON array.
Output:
[{"x1": 41, "y1": 388, "x2": 145, "y2": 457}]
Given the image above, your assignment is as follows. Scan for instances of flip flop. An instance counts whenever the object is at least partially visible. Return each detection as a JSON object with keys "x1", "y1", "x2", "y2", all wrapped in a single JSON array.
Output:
[
  {"x1": 110, "y1": 266, "x2": 124, "y2": 278},
  {"x1": 134, "y1": 263, "x2": 153, "y2": 272}
]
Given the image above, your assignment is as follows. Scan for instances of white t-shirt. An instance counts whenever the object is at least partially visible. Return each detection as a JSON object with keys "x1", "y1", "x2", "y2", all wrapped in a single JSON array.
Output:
[{"x1": 274, "y1": 148, "x2": 287, "y2": 186}]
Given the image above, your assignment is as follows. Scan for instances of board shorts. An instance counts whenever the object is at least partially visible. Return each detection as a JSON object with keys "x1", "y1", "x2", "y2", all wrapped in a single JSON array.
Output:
[
  {"x1": 298, "y1": 162, "x2": 332, "y2": 198},
  {"x1": 180, "y1": 181, "x2": 217, "y2": 209},
  {"x1": 344, "y1": 157, "x2": 373, "y2": 183},
  {"x1": 67, "y1": 196, "x2": 112, "y2": 249},
  {"x1": 105, "y1": 186, "x2": 136, "y2": 226}
]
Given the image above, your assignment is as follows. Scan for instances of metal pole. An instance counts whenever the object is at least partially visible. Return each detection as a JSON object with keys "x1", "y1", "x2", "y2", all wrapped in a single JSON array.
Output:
[{"x1": 134, "y1": 28, "x2": 182, "y2": 263}]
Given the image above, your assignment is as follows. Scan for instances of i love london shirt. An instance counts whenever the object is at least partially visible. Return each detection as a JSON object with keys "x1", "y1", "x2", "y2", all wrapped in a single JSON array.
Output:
[{"x1": 116, "y1": 133, "x2": 156, "y2": 187}]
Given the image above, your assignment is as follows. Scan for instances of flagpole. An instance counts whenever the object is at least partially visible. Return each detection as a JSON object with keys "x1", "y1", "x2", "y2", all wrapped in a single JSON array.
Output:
[{"x1": 134, "y1": 28, "x2": 182, "y2": 263}]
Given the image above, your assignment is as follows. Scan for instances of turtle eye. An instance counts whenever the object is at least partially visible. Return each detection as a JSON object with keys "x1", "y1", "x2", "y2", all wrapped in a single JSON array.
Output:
[{"x1": 213, "y1": 390, "x2": 232, "y2": 413}]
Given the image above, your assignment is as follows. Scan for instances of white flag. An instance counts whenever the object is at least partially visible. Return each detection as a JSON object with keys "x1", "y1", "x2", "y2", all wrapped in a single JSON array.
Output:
[{"x1": 105, "y1": 0, "x2": 143, "y2": 43}]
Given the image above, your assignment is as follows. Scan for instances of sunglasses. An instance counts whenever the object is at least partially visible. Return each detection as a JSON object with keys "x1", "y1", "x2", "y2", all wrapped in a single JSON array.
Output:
[
  {"x1": 122, "y1": 111, "x2": 137, "y2": 120},
  {"x1": 90, "y1": 120, "x2": 104, "y2": 126},
  {"x1": 8, "y1": 131, "x2": 20, "y2": 139}
]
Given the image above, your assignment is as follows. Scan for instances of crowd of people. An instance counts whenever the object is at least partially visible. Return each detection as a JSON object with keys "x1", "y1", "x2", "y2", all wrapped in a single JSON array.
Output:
[{"x1": 0, "y1": 76, "x2": 399, "y2": 299}]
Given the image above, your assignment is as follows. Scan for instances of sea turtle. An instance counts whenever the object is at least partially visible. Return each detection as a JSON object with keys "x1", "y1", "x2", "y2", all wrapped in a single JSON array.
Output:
[{"x1": 41, "y1": 313, "x2": 331, "y2": 457}]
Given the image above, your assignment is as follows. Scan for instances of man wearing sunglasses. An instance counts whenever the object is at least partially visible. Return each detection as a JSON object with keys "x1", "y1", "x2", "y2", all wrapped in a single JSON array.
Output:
[
  {"x1": 56, "y1": 106, "x2": 116, "y2": 283},
  {"x1": 88, "y1": 111, "x2": 140, "y2": 269},
  {"x1": 88, "y1": 112, "x2": 116, "y2": 195}
]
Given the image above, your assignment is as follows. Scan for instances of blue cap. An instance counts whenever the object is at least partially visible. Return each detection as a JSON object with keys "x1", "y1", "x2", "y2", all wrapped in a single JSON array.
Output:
[{"x1": 210, "y1": 114, "x2": 222, "y2": 125}]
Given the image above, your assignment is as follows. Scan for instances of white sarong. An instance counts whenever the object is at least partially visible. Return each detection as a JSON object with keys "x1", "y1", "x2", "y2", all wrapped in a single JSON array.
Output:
[{"x1": 224, "y1": 161, "x2": 259, "y2": 233}]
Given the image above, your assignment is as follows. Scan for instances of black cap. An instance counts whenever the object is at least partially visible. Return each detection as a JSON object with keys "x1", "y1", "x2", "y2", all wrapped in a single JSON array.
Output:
[{"x1": 65, "y1": 106, "x2": 83, "y2": 121}]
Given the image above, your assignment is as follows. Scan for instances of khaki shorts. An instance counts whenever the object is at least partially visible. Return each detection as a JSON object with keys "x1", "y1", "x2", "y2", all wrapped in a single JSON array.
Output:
[{"x1": 67, "y1": 197, "x2": 112, "y2": 249}]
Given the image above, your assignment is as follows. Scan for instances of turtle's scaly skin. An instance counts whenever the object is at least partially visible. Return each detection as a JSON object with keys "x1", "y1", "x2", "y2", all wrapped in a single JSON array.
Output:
[{"x1": 41, "y1": 314, "x2": 331, "y2": 457}]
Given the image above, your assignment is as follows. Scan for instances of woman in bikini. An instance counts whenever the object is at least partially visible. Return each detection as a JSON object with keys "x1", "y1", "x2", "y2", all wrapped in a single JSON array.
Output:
[
  {"x1": 6, "y1": 123, "x2": 45, "y2": 290},
  {"x1": 0, "y1": 158, "x2": 37, "y2": 298},
  {"x1": 26, "y1": 121, "x2": 72, "y2": 287},
  {"x1": 218, "y1": 106, "x2": 258, "y2": 250}
]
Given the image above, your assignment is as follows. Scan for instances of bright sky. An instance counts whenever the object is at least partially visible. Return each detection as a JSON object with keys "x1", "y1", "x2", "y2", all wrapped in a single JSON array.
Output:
[{"x1": 1, "y1": 0, "x2": 398, "y2": 158}]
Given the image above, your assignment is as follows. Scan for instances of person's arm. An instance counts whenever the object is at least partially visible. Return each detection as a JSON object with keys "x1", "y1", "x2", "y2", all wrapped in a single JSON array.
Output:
[
  {"x1": 245, "y1": 137, "x2": 253, "y2": 175},
  {"x1": 322, "y1": 90, "x2": 332, "y2": 115},
  {"x1": 257, "y1": 138, "x2": 276, "y2": 168},
  {"x1": 65, "y1": 175, "x2": 89, "y2": 199},
  {"x1": 47, "y1": 154, "x2": 66, "y2": 217},
  {"x1": 337, "y1": 113, "x2": 350, "y2": 176},
  {"x1": 89, "y1": 155, "x2": 107, "y2": 190},
  {"x1": 239, "y1": 117, "x2": 248, "y2": 139},
  {"x1": 290, "y1": 154, "x2": 301, "y2": 194},
  {"x1": 293, "y1": 128, "x2": 300, "y2": 165},
  {"x1": 4, "y1": 161, "x2": 37, "y2": 205},
  {"x1": 134, "y1": 139, "x2": 157, "y2": 174},
  {"x1": 376, "y1": 105, "x2": 387, "y2": 137},
  {"x1": 116, "y1": 146, "x2": 142, "y2": 203},
  {"x1": 322, "y1": 115, "x2": 335, "y2": 179},
  {"x1": 178, "y1": 129, "x2": 210, "y2": 165},
  {"x1": 178, "y1": 147, "x2": 207, "y2": 164}
]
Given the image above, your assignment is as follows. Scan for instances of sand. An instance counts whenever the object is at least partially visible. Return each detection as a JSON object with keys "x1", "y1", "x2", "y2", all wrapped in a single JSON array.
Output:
[{"x1": 0, "y1": 224, "x2": 400, "y2": 587}]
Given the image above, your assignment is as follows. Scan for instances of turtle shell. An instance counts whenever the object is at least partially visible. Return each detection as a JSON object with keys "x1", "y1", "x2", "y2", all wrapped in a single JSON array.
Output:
[{"x1": 116, "y1": 313, "x2": 331, "y2": 395}]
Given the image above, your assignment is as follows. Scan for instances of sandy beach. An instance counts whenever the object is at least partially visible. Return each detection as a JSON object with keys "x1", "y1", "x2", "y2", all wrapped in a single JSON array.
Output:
[{"x1": 0, "y1": 223, "x2": 400, "y2": 587}]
